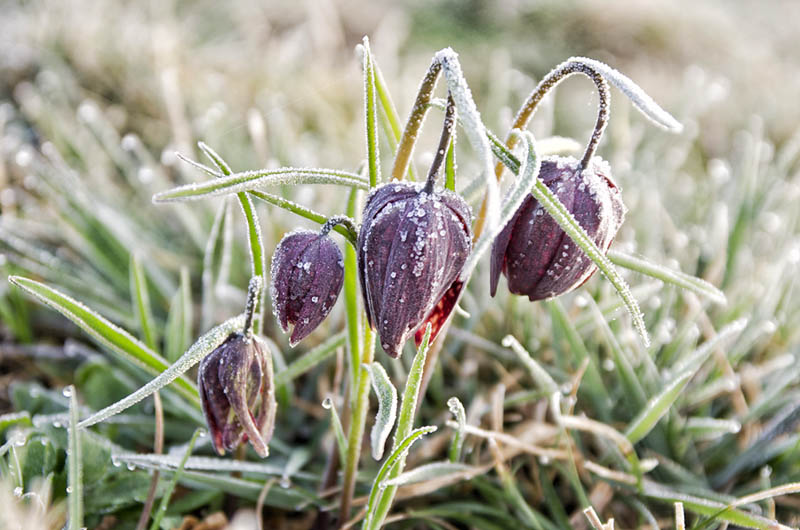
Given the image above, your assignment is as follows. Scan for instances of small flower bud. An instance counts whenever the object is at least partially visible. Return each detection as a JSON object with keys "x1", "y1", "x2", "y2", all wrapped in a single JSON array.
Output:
[
  {"x1": 270, "y1": 229, "x2": 344, "y2": 346},
  {"x1": 358, "y1": 182, "x2": 472, "y2": 358},
  {"x1": 198, "y1": 332, "x2": 276, "y2": 457},
  {"x1": 490, "y1": 156, "x2": 625, "y2": 300}
]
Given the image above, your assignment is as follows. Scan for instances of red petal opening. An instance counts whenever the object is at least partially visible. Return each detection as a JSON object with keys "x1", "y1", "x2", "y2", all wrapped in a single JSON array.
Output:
[{"x1": 415, "y1": 280, "x2": 464, "y2": 347}]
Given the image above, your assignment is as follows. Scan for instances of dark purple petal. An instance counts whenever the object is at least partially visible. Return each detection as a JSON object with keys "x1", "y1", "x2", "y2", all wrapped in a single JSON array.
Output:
[
  {"x1": 491, "y1": 156, "x2": 626, "y2": 301},
  {"x1": 271, "y1": 230, "x2": 344, "y2": 345},
  {"x1": 358, "y1": 182, "x2": 472, "y2": 358},
  {"x1": 198, "y1": 333, "x2": 277, "y2": 457}
]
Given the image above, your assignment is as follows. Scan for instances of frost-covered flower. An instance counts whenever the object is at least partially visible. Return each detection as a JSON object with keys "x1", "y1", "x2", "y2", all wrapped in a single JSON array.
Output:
[
  {"x1": 198, "y1": 331, "x2": 276, "y2": 458},
  {"x1": 490, "y1": 156, "x2": 625, "y2": 300},
  {"x1": 271, "y1": 229, "x2": 344, "y2": 345},
  {"x1": 358, "y1": 181, "x2": 472, "y2": 358}
]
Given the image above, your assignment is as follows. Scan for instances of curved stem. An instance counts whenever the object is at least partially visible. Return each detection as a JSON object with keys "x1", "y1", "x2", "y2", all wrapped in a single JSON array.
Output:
[
  {"x1": 475, "y1": 59, "x2": 611, "y2": 241},
  {"x1": 424, "y1": 94, "x2": 457, "y2": 193},
  {"x1": 502, "y1": 59, "x2": 610, "y2": 173},
  {"x1": 243, "y1": 276, "x2": 262, "y2": 338},
  {"x1": 319, "y1": 215, "x2": 359, "y2": 243}
]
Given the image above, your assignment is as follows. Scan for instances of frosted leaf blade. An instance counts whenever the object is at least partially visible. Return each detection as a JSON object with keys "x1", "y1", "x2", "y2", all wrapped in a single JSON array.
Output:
[
  {"x1": 363, "y1": 426, "x2": 438, "y2": 529},
  {"x1": 502, "y1": 334, "x2": 559, "y2": 395},
  {"x1": 436, "y1": 48, "x2": 499, "y2": 232},
  {"x1": 382, "y1": 461, "x2": 475, "y2": 487},
  {"x1": 447, "y1": 397, "x2": 467, "y2": 462},
  {"x1": 625, "y1": 371, "x2": 693, "y2": 445},
  {"x1": 359, "y1": 37, "x2": 381, "y2": 187},
  {"x1": 367, "y1": 362, "x2": 398, "y2": 460},
  {"x1": 462, "y1": 129, "x2": 540, "y2": 280},
  {"x1": 66, "y1": 386, "x2": 83, "y2": 530},
  {"x1": 9, "y1": 276, "x2": 199, "y2": 404},
  {"x1": 152, "y1": 167, "x2": 369, "y2": 203},
  {"x1": 149, "y1": 428, "x2": 202, "y2": 530},
  {"x1": 322, "y1": 397, "x2": 348, "y2": 468},
  {"x1": 608, "y1": 250, "x2": 726, "y2": 306},
  {"x1": 130, "y1": 253, "x2": 158, "y2": 350},
  {"x1": 78, "y1": 314, "x2": 245, "y2": 428},
  {"x1": 570, "y1": 56, "x2": 683, "y2": 132}
]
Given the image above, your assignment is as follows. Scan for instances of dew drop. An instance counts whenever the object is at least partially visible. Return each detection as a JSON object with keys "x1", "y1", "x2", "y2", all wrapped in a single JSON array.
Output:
[
  {"x1": 321, "y1": 397, "x2": 333, "y2": 409},
  {"x1": 13, "y1": 487, "x2": 23, "y2": 497}
]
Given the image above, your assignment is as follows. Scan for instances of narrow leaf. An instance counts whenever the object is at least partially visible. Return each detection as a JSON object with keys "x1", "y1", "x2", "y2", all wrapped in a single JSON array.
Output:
[
  {"x1": 608, "y1": 250, "x2": 726, "y2": 305},
  {"x1": 149, "y1": 428, "x2": 202, "y2": 530},
  {"x1": 447, "y1": 397, "x2": 466, "y2": 463},
  {"x1": 153, "y1": 167, "x2": 368, "y2": 203},
  {"x1": 130, "y1": 253, "x2": 158, "y2": 350},
  {"x1": 502, "y1": 334, "x2": 559, "y2": 395},
  {"x1": 322, "y1": 397, "x2": 348, "y2": 468},
  {"x1": 114, "y1": 454, "x2": 317, "y2": 480},
  {"x1": 383, "y1": 461, "x2": 474, "y2": 487},
  {"x1": 359, "y1": 37, "x2": 381, "y2": 187},
  {"x1": 368, "y1": 324, "x2": 433, "y2": 528},
  {"x1": 198, "y1": 142, "x2": 267, "y2": 332},
  {"x1": 367, "y1": 362, "x2": 398, "y2": 460},
  {"x1": 665, "y1": 319, "x2": 747, "y2": 379},
  {"x1": 165, "y1": 267, "x2": 192, "y2": 363},
  {"x1": 625, "y1": 370, "x2": 693, "y2": 444},
  {"x1": 643, "y1": 481, "x2": 789, "y2": 530},
  {"x1": 66, "y1": 386, "x2": 83, "y2": 530},
  {"x1": 201, "y1": 199, "x2": 230, "y2": 329},
  {"x1": 249, "y1": 190, "x2": 357, "y2": 247},
  {"x1": 78, "y1": 314, "x2": 245, "y2": 428},
  {"x1": 462, "y1": 127, "x2": 540, "y2": 280},
  {"x1": 436, "y1": 48, "x2": 499, "y2": 232},
  {"x1": 568, "y1": 57, "x2": 683, "y2": 132},
  {"x1": 9, "y1": 276, "x2": 199, "y2": 404},
  {"x1": 364, "y1": 426, "x2": 438, "y2": 529}
]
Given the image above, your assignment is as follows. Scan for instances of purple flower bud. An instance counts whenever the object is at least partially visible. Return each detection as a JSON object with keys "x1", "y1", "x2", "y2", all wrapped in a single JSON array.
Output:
[
  {"x1": 198, "y1": 332, "x2": 277, "y2": 457},
  {"x1": 358, "y1": 182, "x2": 472, "y2": 358},
  {"x1": 270, "y1": 230, "x2": 344, "y2": 346},
  {"x1": 490, "y1": 156, "x2": 625, "y2": 301}
]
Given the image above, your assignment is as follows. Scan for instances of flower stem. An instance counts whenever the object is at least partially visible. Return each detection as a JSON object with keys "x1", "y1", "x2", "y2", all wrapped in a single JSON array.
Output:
[
  {"x1": 390, "y1": 60, "x2": 443, "y2": 182},
  {"x1": 424, "y1": 94, "x2": 456, "y2": 194},
  {"x1": 339, "y1": 325, "x2": 375, "y2": 525},
  {"x1": 243, "y1": 276, "x2": 262, "y2": 338}
]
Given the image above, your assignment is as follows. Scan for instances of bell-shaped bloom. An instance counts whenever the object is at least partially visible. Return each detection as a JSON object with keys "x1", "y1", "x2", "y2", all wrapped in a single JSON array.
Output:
[
  {"x1": 270, "y1": 230, "x2": 344, "y2": 345},
  {"x1": 358, "y1": 182, "x2": 472, "y2": 358},
  {"x1": 490, "y1": 156, "x2": 625, "y2": 300},
  {"x1": 198, "y1": 332, "x2": 277, "y2": 457}
]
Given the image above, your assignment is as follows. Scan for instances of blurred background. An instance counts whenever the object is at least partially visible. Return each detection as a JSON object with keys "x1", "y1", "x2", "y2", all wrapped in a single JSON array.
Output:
[{"x1": 2, "y1": 0, "x2": 800, "y2": 528}]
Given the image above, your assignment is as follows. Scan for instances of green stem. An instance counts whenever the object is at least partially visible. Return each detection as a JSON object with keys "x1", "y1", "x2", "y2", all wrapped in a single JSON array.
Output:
[
  {"x1": 248, "y1": 190, "x2": 357, "y2": 247},
  {"x1": 362, "y1": 37, "x2": 381, "y2": 187},
  {"x1": 390, "y1": 60, "x2": 442, "y2": 182},
  {"x1": 339, "y1": 325, "x2": 375, "y2": 524},
  {"x1": 367, "y1": 325, "x2": 432, "y2": 528}
]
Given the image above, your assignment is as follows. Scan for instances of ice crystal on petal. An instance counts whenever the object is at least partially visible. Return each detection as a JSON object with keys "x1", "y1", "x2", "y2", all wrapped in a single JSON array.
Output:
[{"x1": 357, "y1": 182, "x2": 472, "y2": 358}]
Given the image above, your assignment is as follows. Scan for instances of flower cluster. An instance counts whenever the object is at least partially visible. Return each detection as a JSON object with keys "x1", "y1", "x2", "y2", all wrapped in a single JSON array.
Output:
[{"x1": 192, "y1": 54, "x2": 678, "y2": 458}]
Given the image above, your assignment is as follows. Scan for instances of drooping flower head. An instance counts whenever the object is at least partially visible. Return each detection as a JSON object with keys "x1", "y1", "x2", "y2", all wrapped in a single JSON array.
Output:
[
  {"x1": 270, "y1": 226, "x2": 345, "y2": 345},
  {"x1": 358, "y1": 95, "x2": 472, "y2": 358},
  {"x1": 198, "y1": 277, "x2": 277, "y2": 457},
  {"x1": 358, "y1": 182, "x2": 472, "y2": 357},
  {"x1": 490, "y1": 156, "x2": 625, "y2": 300}
]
